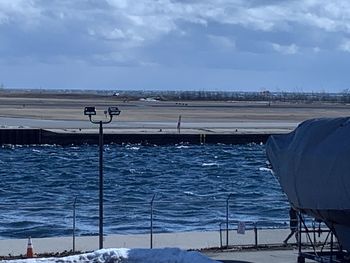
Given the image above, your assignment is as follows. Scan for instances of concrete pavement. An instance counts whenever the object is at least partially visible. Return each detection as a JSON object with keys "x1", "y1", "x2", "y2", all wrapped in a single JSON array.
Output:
[
  {"x1": 0, "y1": 229, "x2": 328, "y2": 262},
  {"x1": 0, "y1": 229, "x2": 289, "y2": 255},
  {"x1": 204, "y1": 249, "x2": 310, "y2": 263},
  {"x1": 0, "y1": 116, "x2": 296, "y2": 134}
]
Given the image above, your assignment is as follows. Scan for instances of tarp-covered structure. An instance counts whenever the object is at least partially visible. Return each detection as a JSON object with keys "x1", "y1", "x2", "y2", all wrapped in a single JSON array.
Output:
[{"x1": 266, "y1": 117, "x2": 350, "y2": 251}]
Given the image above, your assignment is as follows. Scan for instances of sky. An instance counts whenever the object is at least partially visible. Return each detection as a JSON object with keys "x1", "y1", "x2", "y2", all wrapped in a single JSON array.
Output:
[{"x1": 1, "y1": 0, "x2": 350, "y2": 92}]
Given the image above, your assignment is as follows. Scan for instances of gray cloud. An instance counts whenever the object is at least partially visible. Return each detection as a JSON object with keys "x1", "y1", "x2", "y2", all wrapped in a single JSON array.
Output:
[
  {"x1": 1, "y1": 0, "x2": 350, "y2": 63},
  {"x1": 1, "y1": 0, "x2": 350, "y2": 91}
]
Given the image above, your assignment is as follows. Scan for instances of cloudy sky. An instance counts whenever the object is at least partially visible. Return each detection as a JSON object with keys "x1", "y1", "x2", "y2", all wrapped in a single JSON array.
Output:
[{"x1": 1, "y1": 0, "x2": 350, "y2": 92}]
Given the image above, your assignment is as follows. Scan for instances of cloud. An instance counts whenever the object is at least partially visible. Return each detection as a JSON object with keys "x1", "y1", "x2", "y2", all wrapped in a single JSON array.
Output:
[
  {"x1": 339, "y1": 39, "x2": 350, "y2": 52},
  {"x1": 272, "y1": 43, "x2": 299, "y2": 55},
  {"x1": 313, "y1": 46, "x2": 321, "y2": 53},
  {"x1": 207, "y1": 35, "x2": 236, "y2": 50},
  {"x1": 2, "y1": 1, "x2": 350, "y2": 34},
  {"x1": 1, "y1": 0, "x2": 350, "y2": 67},
  {"x1": 0, "y1": 0, "x2": 41, "y2": 26}
]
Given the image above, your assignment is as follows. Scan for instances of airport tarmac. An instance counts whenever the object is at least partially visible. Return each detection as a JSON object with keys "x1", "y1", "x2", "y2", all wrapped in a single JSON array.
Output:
[{"x1": 1, "y1": 91, "x2": 350, "y2": 133}]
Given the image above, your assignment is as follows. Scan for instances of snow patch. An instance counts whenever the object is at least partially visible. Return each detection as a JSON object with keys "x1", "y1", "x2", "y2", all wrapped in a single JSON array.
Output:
[{"x1": 4, "y1": 248, "x2": 218, "y2": 263}]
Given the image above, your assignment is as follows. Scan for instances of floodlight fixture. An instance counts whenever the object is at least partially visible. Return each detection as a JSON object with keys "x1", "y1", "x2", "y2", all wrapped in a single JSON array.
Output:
[
  {"x1": 84, "y1": 106, "x2": 96, "y2": 116},
  {"x1": 108, "y1": 106, "x2": 121, "y2": 116}
]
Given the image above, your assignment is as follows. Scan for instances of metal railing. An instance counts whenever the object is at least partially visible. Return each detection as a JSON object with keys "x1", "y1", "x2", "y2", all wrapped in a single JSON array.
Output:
[
  {"x1": 297, "y1": 213, "x2": 339, "y2": 263},
  {"x1": 218, "y1": 218, "x2": 330, "y2": 249}
]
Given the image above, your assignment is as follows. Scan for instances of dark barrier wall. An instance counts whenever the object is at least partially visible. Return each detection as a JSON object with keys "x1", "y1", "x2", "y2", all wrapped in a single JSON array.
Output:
[
  {"x1": 0, "y1": 129, "x2": 272, "y2": 145},
  {"x1": 0, "y1": 129, "x2": 42, "y2": 145}
]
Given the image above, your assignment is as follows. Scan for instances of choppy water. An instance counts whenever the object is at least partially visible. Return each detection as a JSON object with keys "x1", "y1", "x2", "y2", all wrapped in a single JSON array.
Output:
[{"x1": 0, "y1": 143, "x2": 288, "y2": 239}]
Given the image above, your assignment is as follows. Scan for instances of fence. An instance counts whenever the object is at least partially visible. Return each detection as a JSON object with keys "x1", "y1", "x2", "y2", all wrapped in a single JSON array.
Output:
[{"x1": 0, "y1": 194, "x2": 332, "y2": 252}]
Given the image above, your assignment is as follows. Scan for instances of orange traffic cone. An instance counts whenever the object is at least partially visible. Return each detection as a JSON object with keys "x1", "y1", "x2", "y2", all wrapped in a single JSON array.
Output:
[{"x1": 26, "y1": 237, "x2": 34, "y2": 258}]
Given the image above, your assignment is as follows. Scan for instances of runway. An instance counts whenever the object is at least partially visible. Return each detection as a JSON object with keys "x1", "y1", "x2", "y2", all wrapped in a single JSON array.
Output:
[{"x1": 1, "y1": 91, "x2": 349, "y2": 132}]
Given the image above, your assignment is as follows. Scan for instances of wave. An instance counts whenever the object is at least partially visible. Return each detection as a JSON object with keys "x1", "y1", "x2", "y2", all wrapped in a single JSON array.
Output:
[
  {"x1": 176, "y1": 145, "x2": 189, "y2": 149},
  {"x1": 259, "y1": 167, "x2": 274, "y2": 174},
  {"x1": 126, "y1": 146, "x2": 140, "y2": 150},
  {"x1": 0, "y1": 143, "x2": 288, "y2": 238},
  {"x1": 183, "y1": 191, "x2": 218, "y2": 198},
  {"x1": 202, "y1": 162, "x2": 219, "y2": 166}
]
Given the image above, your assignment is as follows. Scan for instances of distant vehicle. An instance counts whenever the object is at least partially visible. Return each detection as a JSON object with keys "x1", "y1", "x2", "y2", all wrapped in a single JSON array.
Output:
[{"x1": 267, "y1": 117, "x2": 350, "y2": 252}]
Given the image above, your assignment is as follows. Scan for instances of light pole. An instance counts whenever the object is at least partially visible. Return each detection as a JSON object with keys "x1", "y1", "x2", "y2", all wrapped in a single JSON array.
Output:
[{"x1": 84, "y1": 106, "x2": 121, "y2": 249}]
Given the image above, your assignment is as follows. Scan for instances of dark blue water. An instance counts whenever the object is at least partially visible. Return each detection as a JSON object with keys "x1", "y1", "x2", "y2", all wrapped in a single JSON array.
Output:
[{"x1": 0, "y1": 143, "x2": 288, "y2": 239}]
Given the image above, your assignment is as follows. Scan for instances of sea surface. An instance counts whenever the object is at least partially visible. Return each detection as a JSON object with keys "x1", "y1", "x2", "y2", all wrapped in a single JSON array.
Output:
[{"x1": 0, "y1": 143, "x2": 289, "y2": 239}]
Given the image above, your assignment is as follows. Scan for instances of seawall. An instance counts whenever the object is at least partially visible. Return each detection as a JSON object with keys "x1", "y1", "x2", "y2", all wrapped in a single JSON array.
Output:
[{"x1": 0, "y1": 129, "x2": 274, "y2": 145}]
